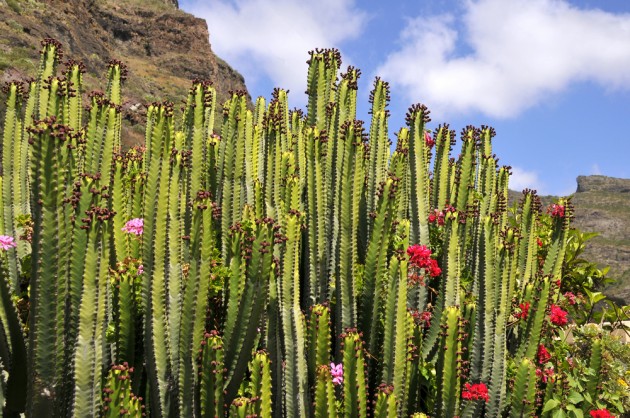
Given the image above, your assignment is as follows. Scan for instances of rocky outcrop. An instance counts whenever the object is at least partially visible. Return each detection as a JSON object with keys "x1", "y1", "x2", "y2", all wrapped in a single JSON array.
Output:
[
  {"x1": 1, "y1": 0, "x2": 249, "y2": 144},
  {"x1": 576, "y1": 175, "x2": 630, "y2": 194}
]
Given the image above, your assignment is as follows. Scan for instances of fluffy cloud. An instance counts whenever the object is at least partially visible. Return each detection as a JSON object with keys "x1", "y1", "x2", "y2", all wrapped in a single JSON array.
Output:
[
  {"x1": 509, "y1": 166, "x2": 545, "y2": 194},
  {"x1": 182, "y1": 0, "x2": 367, "y2": 105},
  {"x1": 376, "y1": 0, "x2": 630, "y2": 118}
]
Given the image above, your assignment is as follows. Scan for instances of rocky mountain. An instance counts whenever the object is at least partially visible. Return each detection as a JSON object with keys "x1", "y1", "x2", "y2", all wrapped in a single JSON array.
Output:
[
  {"x1": 571, "y1": 175, "x2": 630, "y2": 304},
  {"x1": 0, "y1": 0, "x2": 249, "y2": 145}
]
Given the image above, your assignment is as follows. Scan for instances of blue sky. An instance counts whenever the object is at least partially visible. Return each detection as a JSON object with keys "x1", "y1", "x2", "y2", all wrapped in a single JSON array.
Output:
[{"x1": 179, "y1": 0, "x2": 630, "y2": 196}]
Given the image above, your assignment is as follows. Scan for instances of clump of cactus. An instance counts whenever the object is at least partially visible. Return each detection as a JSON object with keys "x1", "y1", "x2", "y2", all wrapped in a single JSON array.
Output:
[{"x1": 0, "y1": 38, "x2": 628, "y2": 418}]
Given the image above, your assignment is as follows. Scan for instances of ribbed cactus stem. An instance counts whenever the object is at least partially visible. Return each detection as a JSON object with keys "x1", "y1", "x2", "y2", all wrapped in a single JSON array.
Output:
[
  {"x1": 314, "y1": 365, "x2": 338, "y2": 418},
  {"x1": 102, "y1": 363, "x2": 145, "y2": 417},
  {"x1": 200, "y1": 331, "x2": 225, "y2": 418},
  {"x1": 342, "y1": 330, "x2": 368, "y2": 418}
]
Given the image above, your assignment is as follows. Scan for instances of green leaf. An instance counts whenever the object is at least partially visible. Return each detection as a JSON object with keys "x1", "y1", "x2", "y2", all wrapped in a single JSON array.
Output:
[
  {"x1": 568, "y1": 391, "x2": 583, "y2": 405},
  {"x1": 543, "y1": 399, "x2": 561, "y2": 414},
  {"x1": 552, "y1": 408, "x2": 566, "y2": 418}
]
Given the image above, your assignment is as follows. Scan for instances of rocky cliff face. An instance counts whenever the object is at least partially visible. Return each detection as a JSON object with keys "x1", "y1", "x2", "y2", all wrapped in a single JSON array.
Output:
[
  {"x1": 1, "y1": 0, "x2": 249, "y2": 144},
  {"x1": 571, "y1": 175, "x2": 630, "y2": 304}
]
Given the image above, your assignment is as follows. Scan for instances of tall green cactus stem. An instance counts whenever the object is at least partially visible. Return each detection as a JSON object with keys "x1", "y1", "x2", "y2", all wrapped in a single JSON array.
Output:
[
  {"x1": 217, "y1": 91, "x2": 249, "y2": 255},
  {"x1": 516, "y1": 190, "x2": 540, "y2": 291},
  {"x1": 110, "y1": 259, "x2": 142, "y2": 367},
  {"x1": 222, "y1": 212, "x2": 275, "y2": 403},
  {"x1": 26, "y1": 117, "x2": 66, "y2": 416},
  {"x1": 342, "y1": 330, "x2": 368, "y2": 418},
  {"x1": 249, "y1": 351, "x2": 273, "y2": 418},
  {"x1": 406, "y1": 104, "x2": 431, "y2": 245},
  {"x1": 307, "y1": 304, "x2": 332, "y2": 390},
  {"x1": 334, "y1": 120, "x2": 367, "y2": 331},
  {"x1": 486, "y1": 227, "x2": 518, "y2": 417},
  {"x1": 70, "y1": 181, "x2": 113, "y2": 418},
  {"x1": 62, "y1": 61, "x2": 84, "y2": 131},
  {"x1": 453, "y1": 126, "x2": 478, "y2": 212},
  {"x1": 1, "y1": 82, "x2": 25, "y2": 289},
  {"x1": 583, "y1": 338, "x2": 603, "y2": 412},
  {"x1": 304, "y1": 127, "x2": 328, "y2": 304},
  {"x1": 276, "y1": 207, "x2": 310, "y2": 417},
  {"x1": 366, "y1": 78, "x2": 391, "y2": 229},
  {"x1": 509, "y1": 358, "x2": 537, "y2": 418},
  {"x1": 435, "y1": 306, "x2": 462, "y2": 418},
  {"x1": 35, "y1": 39, "x2": 62, "y2": 120},
  {"x1": 102, "y1": 364, "x2": 145, "y2": 417},
  {"x1": 141, "y1": 102, "x2": 176, "y2": 417},
  {"x1": 229, "y1": 397, "x2": 254, "y2": 418},
  {"x1": 200, "y1": 331, "x2": 225, "y2": 418},
  {"x1": 361, "y1": 176, "x2": 398, "y2": 365},
  {"x1": 314, "y1": 365, "x2": 338, "y2": 418},
  {"x1": 178, "y1": 190, "x2": 219, "y2": 416},
  {"x1": 431, "y1": 125, "x2": 455, "y2": 211},
  {"x1": 381, "y1": 220, "x2": 410, "y2": 388},
  {"x1": 306, "y1": 48, "x2": 341, "y2": 130},
  {"x1": 374, "y1": 385, "x2": 397, "y2": 418}
]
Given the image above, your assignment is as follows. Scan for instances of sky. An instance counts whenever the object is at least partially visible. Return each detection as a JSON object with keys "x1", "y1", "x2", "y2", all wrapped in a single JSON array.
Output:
[{"x1": 179, "y1": 0, "x2": 630, "y2": 196}]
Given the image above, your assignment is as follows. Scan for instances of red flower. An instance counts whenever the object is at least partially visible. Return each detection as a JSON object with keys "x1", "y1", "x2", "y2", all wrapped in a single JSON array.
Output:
[
  {"x1": 424, "y1": 131, "x2": 435, "y2": 148},
  {"x1": 537, "y1": 238, "x2": 543, "y2": 247},
  {"x1": 564, "y1": 292, "x2": 577, "y2": 305},
  {"x1": 537, "y1": 344, "x2": 551, "y2": 364},
  {"x1": 462, "y1": 382, "x2": 489, "y2": 402},
  {"x1": 590, "y1": 409, "x2": 614, "y2": 418},
  {"x1": 407, "y1": 245, "x2": 441, "y2": 278},
  {"x1": 549, "y1": 203, "x2": 565, "y2": 218},
  {"x1": 549, "y1": 304, "x2": 568, "y2": 326},
  {"x1": 515, "y1": 302, "x2": 530, "y2": 319}
]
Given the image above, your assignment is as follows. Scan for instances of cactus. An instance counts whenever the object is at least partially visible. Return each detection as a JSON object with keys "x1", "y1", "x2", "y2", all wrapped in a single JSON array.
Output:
[
  {"x1": 200, "y1": 331, "x2": 225, "y2": 418},
  {"x1": 0, "y1": 39, "x2": 585, "y2": 418},
  {"x1": 102, "y1": 363, "x2": 146, "y2": 417}
]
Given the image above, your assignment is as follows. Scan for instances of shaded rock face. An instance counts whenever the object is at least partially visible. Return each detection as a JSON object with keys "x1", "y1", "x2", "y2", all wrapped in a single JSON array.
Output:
[
  {"x1": 570, "y1": 176, "x2": 630, "y2": 305},
  {"x1": 1, "y1": 0, "x2": 249, "y2": 144}
]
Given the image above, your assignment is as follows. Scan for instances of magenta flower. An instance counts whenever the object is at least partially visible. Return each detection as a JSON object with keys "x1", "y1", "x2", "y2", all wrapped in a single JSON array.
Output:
[
  {"x1": 122, "y1": 218, "x2": 143, "y2": 236},
  {"x1": 330, "y1": 362, "x2": 343, "y2": 385},
  {"x1": 0, "y1": 235, "x2": 17, "y2": 251},
  {"x1": 137, "y1": 264, "x2": 144, "y2": 276},
  {"x1": 549, "y1": 304, "x2": 568, "y2": 326}
]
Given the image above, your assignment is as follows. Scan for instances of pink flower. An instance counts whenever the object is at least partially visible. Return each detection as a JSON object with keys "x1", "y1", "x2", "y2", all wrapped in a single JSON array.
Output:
[
  {"x1": 549, "y1": 304, "x2": 568, "y2": 326},
  {"x1": 462, "y1": 382, "x2": 489, "y2": 402},
  {"x1": 330, "y1": 363, "x2": 343, "y2": 385},
  {"x1": 0, "y1": 235, "x2": 17, "y2": 251},
  {"x1": 137, "y1": 264, "x2": 144, "y2": 276},
  {"x1": 515, "y1": 302, "x2": 530, "y2": 320},
  {"x1": 537, "y1": 344, "x2": 551, "y2": 365},
  {"x1": 564, "y1": 292, "x2": 577, "y2": 305},
  {"x1": 590, "y1": 409, "x2": 614, "y2": 418},
  {"x1": 536, "y1": 365, "x2": 554, "y2": 383},
  {"x1": 122, "y1": 218, "x2": 144, "y2": 235}
]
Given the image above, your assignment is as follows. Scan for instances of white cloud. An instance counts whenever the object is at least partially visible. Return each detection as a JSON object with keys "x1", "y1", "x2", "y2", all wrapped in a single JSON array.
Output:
[
  {"x1": 183, "y1": 0, "x2": 368, "y2": 106},
  {"x1": 376, "y1": 0, "x2": 630, "y2": 118},
  {"x1": 509, "y1": 166, "x2": 545, "y2": 193}
]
